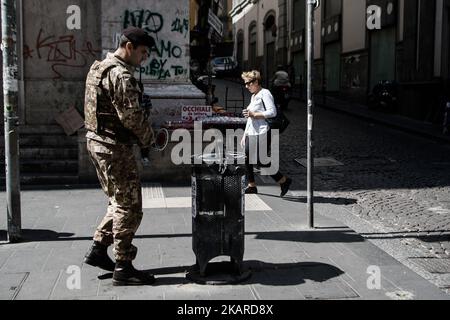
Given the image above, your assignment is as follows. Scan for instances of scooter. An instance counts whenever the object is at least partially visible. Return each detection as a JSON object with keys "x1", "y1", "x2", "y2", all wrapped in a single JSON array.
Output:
[
  {"x1": 272, "y1": 85, "x2": 291, "y2": 110},
  {"x1": 368, "y1": 80, "x2": 398, "y2": 113}
]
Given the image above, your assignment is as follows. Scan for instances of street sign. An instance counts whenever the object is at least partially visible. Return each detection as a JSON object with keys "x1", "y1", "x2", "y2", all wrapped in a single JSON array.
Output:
[{"x1": 208, "y1": 9, "x2": 223, "y2": 37}]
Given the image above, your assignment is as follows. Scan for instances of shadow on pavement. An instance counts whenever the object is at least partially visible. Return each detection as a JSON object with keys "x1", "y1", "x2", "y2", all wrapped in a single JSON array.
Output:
[
  {"x1": 244, "y1": 260, "x2": 345, "y2": 286},
  {"x1": 139, "y1": 261, "x2": 344, "y2": 287},
  {"x1": 253, "y1": 229, "x2": 365, "y2": 243},
  {"x1": 0, "y1": 229, "x2": 365, "y2": 244},
  {"x1": 4, "y1": 229, "x2": 448, "y2": 247},
  {"x1": 0, "y1": 229, "x2": 74, "y2": 244},
  {"x1": 281, "y1": 195, "x2": 357, "y2": 205},
  {"x1": 255, "y1": 192, "x2": 357, "y2": 205}
]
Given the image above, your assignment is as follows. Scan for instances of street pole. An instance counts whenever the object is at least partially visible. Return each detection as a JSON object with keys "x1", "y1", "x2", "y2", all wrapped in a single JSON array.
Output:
[
  {"x1": 207, "y1": 49, "x2": 213, "y2": 105},
  {"x1": 2, "y1": 0, "x2": 22, "y2": 242},
  {"x1": 306, "y1": 0, "x2": 318, "y2": 229}
]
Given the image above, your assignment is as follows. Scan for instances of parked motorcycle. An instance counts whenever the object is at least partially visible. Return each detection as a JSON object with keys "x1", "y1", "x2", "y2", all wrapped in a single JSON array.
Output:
[
  {"x1": 272, "y1": 85, "x2": 292, "y2": 110},
  {"x1": 368, "y1": 80, "x2": 398, "y2": 113}
]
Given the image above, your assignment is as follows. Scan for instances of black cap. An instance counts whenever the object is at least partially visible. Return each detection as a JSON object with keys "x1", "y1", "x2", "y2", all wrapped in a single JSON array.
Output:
[{"x1": 122, "y1": 27, "x2": 156, "y2": 49}]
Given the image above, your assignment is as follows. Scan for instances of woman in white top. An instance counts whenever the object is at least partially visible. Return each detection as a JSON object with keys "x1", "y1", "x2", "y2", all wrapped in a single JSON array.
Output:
[{"x1": 240, "y1": 70, "x2": 292, "y2": 196}]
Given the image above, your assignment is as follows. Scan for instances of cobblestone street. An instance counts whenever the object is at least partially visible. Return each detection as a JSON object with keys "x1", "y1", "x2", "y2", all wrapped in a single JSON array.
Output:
[
  {"x1": 1, "y1": 78, "x2": 449, "y2": 300},
  {"x1": 214, "y1": 78, "x2": 450, "y2": 290}
]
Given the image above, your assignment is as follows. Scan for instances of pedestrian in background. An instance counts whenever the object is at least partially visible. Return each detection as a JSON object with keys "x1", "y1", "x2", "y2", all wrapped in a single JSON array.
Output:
[
  {"x1": 83, "y1": 27, "x2": 156, "y2": 286},
  {"x1": 271, "y1": 65, "x2": 292, "y2": 110},
  {"x1": 240, "y1": 70, "x2": 292, "y2": 196},
  {"x1": 272, "y1": 65, "x2": 291, "y2": 89}
]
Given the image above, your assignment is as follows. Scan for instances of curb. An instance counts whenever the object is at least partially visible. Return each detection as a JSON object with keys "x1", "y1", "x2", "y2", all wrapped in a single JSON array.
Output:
[{"x1": 308, "y1": 97, "x2": 450, "y2": 145}]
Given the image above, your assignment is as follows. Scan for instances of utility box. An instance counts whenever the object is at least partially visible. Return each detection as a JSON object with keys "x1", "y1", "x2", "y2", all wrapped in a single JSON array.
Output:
[{"x1": 191, "y1": 152, "x2": 246, "y2": 277}]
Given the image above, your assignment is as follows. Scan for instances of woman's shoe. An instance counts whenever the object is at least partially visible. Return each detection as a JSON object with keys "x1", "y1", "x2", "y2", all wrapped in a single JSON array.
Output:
[
  {"x1": 245, "y1": 186, "x2": 258, "y2": 194},
  {"x1": 280, "y1": 178, "x2": 292, "y2": 197}
]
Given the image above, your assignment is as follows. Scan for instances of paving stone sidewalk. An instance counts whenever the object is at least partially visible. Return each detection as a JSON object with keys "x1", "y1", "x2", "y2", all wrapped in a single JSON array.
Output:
[
  {"x1": 214, "y1": 78, "x2": 450, "y2": 293},
  {"x1": 0, "y1": 183, "x2": 448, "y2": 300}
]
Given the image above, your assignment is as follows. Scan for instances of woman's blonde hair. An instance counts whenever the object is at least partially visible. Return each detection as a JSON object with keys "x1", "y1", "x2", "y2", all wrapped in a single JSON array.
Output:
[{"x1": 241, "y1": 70, "x2": 262, "y2": 85}]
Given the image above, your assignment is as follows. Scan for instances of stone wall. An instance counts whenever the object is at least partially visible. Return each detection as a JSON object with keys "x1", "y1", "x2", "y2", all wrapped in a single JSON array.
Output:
[{"x1": 23, "y1": 0, "x2": 102, "y2": 124}]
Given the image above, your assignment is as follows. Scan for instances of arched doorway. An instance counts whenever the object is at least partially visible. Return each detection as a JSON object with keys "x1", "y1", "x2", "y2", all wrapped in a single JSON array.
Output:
[{"x1": 264, "y1": 13, "x2": 277, "y2": 88}]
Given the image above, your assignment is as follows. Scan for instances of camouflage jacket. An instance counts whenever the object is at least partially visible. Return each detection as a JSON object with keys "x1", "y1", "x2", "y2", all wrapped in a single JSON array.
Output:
[{"x1": 85, "y1": 53, "x2": 154, "y2": 147}]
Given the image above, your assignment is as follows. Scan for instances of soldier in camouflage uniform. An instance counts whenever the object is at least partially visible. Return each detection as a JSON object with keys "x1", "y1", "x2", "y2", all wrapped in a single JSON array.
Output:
[{"x1": 83, "y1": 27, "x2": 156, "y2": 286}]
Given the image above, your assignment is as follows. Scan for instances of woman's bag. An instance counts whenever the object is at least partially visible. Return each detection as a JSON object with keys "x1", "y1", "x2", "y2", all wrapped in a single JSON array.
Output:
[{"x1": 262, "y1": 100, "x2": 290, "y2": 133}]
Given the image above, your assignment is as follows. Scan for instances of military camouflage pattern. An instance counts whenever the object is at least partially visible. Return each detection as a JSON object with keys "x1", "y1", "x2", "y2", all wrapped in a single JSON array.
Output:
[
  {"x1": 84, "y1": 53, "x2": 154, "y2": 147},
  {"x1": 88, "y1": 139, "x2": 143, "y2": 261},
  {"x1": 84, "y1": 53, "x2": 154, "y2": 261}
]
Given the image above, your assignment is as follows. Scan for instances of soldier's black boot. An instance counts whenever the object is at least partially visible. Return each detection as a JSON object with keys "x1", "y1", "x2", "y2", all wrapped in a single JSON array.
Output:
[
  {"x1": 113, "y1": 260, "x2": 155, "y2": 286},
  {"x1": 84, "y1": 241, "x2": 115, "y2": 272}
]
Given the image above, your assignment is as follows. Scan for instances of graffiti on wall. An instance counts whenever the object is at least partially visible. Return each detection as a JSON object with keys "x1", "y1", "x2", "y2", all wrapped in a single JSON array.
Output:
[
  {"x1": 123, "y1": 8, "x2": 188, "y2": 81},
  {"x1": 123, "y1": 10, "x2": 164, "y2": 37},
  {"x1": 171, "y1": 17, "x2": 189, "y2": 38},
  {"x1": 24, "y1": 29, "x2": 101, "y2": 79}
]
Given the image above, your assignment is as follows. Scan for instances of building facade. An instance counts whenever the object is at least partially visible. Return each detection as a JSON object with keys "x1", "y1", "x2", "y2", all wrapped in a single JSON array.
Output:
[
  {"x1": 231, "y1": 0, "x2": 450, "y2": 123},
  {"x1": 190, "y1": 0, "x2": 234, "y2": 74},
  {"x1": 1, "y1": 0, "x2": 205, "y2": 183},
  {"x1": 230, "y1": 0, "x2": 289, "y2": 87}
]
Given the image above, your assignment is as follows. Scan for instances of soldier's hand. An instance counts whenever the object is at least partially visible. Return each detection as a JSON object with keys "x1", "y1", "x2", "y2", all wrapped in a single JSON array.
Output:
[{"x1": 141, "y1": 147, "x2": 150, "y2": 159}]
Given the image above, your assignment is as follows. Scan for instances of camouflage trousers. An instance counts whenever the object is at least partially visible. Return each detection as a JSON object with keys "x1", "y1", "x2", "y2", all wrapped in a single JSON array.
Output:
[{"x1": 87, "y1": 139, "x2": 143, "y2": 261}]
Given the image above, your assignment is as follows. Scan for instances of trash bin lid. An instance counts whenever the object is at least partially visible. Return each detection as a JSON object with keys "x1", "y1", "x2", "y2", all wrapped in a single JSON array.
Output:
[{"x1": 193, "y1": 152, "x2": 246, "y2": 165}]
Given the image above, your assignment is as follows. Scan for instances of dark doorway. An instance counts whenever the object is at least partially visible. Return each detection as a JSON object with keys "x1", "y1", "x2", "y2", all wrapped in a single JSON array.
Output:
[
  {"x1": 266, "y1": 42, "x2": 275, "y2": 87},
  {"x1": 324, "y1": 42, "x2": 341, "y2": 92},
  {"x1": 369, "y1": 27, "x2": 396, "y2": 91},
  {"x1": 237, "y1": 31, "x2": 244, "y2": 73},
  {"x1": 249, "y1": 23, "x2": 257, "y2": 69}
]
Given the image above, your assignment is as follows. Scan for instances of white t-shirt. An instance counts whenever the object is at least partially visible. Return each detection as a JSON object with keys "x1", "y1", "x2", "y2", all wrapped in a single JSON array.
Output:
[{"x1": 244, "y1": 88, "x2": 277, "y2": 136}]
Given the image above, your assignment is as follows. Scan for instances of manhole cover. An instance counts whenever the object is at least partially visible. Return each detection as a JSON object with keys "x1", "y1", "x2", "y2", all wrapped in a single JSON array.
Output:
[
  {"x1": 408, "y1": 258, "x2": 450, "y2": 274},
  {"x1": 295, "y1": 158, "x2": 344, "y2": 168}
]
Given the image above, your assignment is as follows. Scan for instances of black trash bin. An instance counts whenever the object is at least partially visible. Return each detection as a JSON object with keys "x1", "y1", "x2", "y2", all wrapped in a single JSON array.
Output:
[{"x1": 189, "y1": 152, "x2": 249, "y2": 282}]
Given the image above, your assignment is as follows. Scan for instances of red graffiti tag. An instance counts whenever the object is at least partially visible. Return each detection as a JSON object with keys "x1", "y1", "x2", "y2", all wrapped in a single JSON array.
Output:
[{"x1": 25, "y1": 29, "x2": 101, "y2": 79}]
